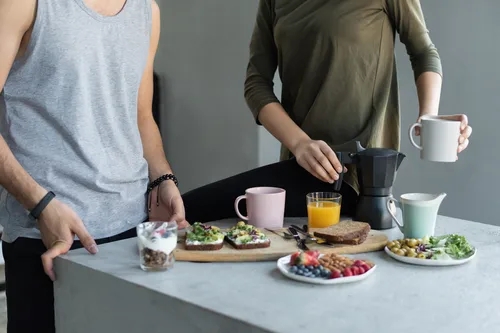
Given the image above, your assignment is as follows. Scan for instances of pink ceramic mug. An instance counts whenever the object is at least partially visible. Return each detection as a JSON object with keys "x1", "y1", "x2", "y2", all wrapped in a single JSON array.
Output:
[{"x1": 234, "y1": 187, "x2": 286, "y2": 229}]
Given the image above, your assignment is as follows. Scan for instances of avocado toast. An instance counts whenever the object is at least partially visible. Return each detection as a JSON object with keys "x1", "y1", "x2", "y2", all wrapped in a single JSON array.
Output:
[
  {"x1": 185, "y1": 222, "x2": 225, "y2": 251},
  {"x1": 225, "y1": 221, "x2": 271, "y2": 250}
]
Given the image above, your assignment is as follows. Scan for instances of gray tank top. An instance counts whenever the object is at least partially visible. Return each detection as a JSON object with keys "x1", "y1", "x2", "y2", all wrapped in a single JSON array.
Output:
[{"x1": 0, "y1": 0, "x2": 152, "y2": 242}]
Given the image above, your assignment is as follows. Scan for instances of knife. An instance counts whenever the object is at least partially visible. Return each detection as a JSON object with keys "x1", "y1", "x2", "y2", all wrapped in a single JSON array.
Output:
[
  {"x1": 288, "y1": 227, "x2": 309, "y2": 250},
  {"x1": 290, "y1": 225, "x2": 333, "y2": 246},
  {"x1": 290, "y1": 225, "x2": 318, "y2": 241}
]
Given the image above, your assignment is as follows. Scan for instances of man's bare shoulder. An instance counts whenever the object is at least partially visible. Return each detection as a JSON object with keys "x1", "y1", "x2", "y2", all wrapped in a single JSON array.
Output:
[{"x1": 0, "y1": 0, "x2": 36, "y2": 33}]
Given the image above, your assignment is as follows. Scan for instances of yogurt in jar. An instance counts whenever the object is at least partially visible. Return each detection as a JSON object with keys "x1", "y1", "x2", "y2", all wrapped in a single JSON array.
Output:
[{"x1": 138, "y1": 233, "x2": 177, "y2": 254}]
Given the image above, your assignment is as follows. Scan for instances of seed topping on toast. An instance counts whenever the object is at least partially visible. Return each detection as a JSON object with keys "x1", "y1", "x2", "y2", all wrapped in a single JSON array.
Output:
[
  {"x1": 227, "y1": 221, "x2": 269, "y2": 245},
  {"x1": 186, "y1": 222, "x2": 225, "y2": 245}
]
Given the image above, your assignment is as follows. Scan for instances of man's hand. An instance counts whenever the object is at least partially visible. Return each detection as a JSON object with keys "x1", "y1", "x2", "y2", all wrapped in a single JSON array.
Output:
[
  {"x1": 39, "y1": 199, "x2": 98, "y2": 281},
  {"x1": 292, "y1": 139, "x2": 346, "y2": 183},
  {"x1": 157, "y1": 181, "x2": 189, "y2": 229},
  {"x1": 414, "y1": 114, "x2": 472, "y2": 154}
]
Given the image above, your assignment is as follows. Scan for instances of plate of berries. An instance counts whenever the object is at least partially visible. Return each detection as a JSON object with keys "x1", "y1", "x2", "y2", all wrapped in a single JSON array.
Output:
[{"x1": 277, "y1": 250, "x2": 377, "y2": 285}]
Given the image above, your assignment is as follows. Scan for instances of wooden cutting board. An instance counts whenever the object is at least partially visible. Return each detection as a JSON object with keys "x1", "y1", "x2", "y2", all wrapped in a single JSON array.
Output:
[{"x1": 174, "y1": 229, "x2": 388, "y2": 262}]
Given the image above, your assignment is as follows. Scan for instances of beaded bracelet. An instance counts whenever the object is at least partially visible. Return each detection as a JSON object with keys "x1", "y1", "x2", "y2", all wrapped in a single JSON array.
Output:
[
  {"x1": 147, "y1": 174, "x2": 178, "y2": 194},
  {"x1": 147, "y1": 174, "x2": 178, "y2": 212}
]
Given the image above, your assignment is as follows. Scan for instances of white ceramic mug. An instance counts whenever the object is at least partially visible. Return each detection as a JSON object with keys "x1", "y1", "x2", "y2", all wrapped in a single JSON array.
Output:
[{"x1": 408, "y1": 116, "x2": 461, "y2": 162}]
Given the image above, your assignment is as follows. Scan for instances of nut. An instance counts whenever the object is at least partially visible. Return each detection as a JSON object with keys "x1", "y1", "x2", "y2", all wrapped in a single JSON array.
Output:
[{"x1": 318, "y1": 253, "x2": 354, "y2": 272}]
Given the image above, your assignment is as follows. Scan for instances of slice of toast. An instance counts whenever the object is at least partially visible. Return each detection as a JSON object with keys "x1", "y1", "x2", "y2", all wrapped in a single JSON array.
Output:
[
  {"x1": 312, "y1": 221, "x2": 371, "y2": 245},
  {"x1": 184, "y1": 222, "x2": 225, "y2": 251},
  {"x1": 225, "y1": 237, "x2": 271, "y2": 250},
  {"x1": 225, "y1": 221, "x2": 271, "y2": 250},
  {"x1": 185, "y1": 242, "x2": 224, "y2": 251}
]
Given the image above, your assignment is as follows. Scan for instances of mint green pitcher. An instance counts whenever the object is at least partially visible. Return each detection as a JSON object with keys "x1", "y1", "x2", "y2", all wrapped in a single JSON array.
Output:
[{"x1": 386, "y1": 193, "x2": 446, "y2": 239}]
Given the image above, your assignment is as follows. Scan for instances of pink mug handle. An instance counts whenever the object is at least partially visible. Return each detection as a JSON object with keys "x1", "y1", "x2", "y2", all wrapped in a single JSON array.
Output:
[{"x1": 234, "y1": 195, "x2": 248, "y2": 220}]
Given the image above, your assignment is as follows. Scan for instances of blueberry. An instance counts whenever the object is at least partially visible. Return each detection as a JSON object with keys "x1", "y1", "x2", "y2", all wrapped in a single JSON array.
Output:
[
  {"x1": 307, "y1": 265, "x2": 314, "y2": 270},
  {"x1": 313, "y1": 269, "x2": 320, "y2": 276},
  {"x1": 297, "y1": 264, "x2": 305, "y2": 270},
  {"x1": 297, "y1": 269, "x2": 304, "y2": 275},
  {"x1": 303, "y1": 267, "x2": 310, "y2": 273},
  {"x1": 304, "y1": 272, "x2": 313, "y2": 278},
  {"x1": 289, "y1": 266, "x2": 298, "y2": 273}
]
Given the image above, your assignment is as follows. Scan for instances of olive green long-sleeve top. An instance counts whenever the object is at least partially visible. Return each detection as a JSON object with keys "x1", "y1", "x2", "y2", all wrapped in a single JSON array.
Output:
[{"x1": 244, "y1": 0, "x2": 442, "y2": 193}]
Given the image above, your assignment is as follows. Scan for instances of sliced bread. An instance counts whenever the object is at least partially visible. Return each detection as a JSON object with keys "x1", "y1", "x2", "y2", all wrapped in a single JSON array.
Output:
[
  {"x1": 184, "y1": 222, "x2": 225, "y2": 251},
  {"x1": 225, "y1": 221, "x2": 271, "y2": 250},
  {"x1": 312, "y1": 221, "x2": 371, "y2": 245}
]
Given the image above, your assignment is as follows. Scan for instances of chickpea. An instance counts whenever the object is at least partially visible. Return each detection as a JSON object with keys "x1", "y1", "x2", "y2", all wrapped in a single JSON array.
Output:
[
  {"x1": 387, "y1": 241, "x2": 396, "y2": 248},
  {"x1": 391, "y1": 246, "x2": 400, "y2": 254},
  {"x1": 417, "y1": 253, "x2": 427, "y2": 259},
  {"x1": 402, "y1": 245, "x2": 411, "y2": 251}
]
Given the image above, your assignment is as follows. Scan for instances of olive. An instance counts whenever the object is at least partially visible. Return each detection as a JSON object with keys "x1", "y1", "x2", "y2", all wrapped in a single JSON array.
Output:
[
  {"x1": 406, "y1": 249, "x2": 417, "y2": 257},
  {"x1": 407, "y1": 239, "x2": 418, "y2": 247},
  {"x1": 396, "y1": 249, "x2": 406, "y2": 256},
  {"x1": 417, "y1": 253, "x2": 427, "y2": 259}
]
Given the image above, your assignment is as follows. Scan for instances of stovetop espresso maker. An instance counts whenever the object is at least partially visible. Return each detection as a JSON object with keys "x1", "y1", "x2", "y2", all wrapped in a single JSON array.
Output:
[{"x1": 333, "y1": 141, "x2": 405, "y2": 230}]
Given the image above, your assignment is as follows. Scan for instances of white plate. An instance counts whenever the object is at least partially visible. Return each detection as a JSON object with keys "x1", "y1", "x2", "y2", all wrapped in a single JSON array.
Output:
[
  {"x1": 384, "y1": 246, "x2": 477, "y2": 266},
  {"x1": 276, "y1": 254, "x2": 377, "y2": 285}
]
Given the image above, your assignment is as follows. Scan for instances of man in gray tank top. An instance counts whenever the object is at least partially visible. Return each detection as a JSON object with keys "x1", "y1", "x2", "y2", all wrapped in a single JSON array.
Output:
[{"x1": 0, "y1": 0, "x2": 187, "y2": 332}]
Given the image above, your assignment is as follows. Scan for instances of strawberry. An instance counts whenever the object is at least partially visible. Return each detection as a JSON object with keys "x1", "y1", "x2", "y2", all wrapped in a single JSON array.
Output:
[
  {"x1": 342, "y1": 267, "x2": 353, "y2": 277},
  {"x1": 358, "y1": 266, "x2": 366, "y2": 274},
  {"x1": 289, "y1": 251, "x2": 301, "y2": 266},
  {"x1": 305, "y1": 250, "x2": 320, "y2": 259},
  {"x1": 330, "y1": 270, "x2": 342, "y2": 279},
  {"x1": 295, "y1": 252, "x2": 319, "y2": 266},
  {"x1": 351, "y1": 266, "x2": 360, "y2": 275}
]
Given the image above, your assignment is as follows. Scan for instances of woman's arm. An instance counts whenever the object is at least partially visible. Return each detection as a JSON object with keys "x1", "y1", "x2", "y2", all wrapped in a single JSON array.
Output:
[
  {"x1": 385, "y1": 0, "x2": 443, "y2": 117},
  {"x1": 243, "y1": 0, "x2": 310, "y2": 153}
]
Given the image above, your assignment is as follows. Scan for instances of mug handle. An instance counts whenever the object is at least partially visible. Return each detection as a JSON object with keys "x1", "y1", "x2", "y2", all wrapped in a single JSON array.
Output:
[
  {"x1": 408, "y1": 123, "x2": 423, "y2": 150},
  {"x1": 234, "y1": 195, "x2": 248, "y2": 221},
  {"x1": 386, "y1": 197, "x2": 404, "y2": 233}
]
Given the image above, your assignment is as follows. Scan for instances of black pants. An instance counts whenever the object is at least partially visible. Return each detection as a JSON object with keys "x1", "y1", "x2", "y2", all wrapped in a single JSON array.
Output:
[
  {"x1": 2, "y1": 227, "x2": 136, "y2": 333},
  {"x1": 182, "y1": 158, "x2": 358, "y2": 223}
]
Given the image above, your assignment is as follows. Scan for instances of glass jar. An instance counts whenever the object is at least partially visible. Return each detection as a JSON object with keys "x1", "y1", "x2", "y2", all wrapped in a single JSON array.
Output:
[{"x1": 136, "y1": 221, "x2": 177, "y2": 272}]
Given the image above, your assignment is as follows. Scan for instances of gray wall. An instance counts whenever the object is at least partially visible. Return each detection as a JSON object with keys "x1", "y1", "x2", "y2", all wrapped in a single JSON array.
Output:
[
  {"x1": 155, "y1": 0, "x2": 261, "y2": 193},
  {"x1": 155, "y1": 0, "x2": 499, "y2": 225}
]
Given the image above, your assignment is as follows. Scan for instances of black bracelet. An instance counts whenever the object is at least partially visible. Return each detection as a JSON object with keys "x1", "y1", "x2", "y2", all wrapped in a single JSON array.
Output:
[
  {"x1": 29, "y1": 191, "x2": 56, "y2": 220},
  {"x1": 147, "y1": 174, "x2": 178, "y2": 193}
]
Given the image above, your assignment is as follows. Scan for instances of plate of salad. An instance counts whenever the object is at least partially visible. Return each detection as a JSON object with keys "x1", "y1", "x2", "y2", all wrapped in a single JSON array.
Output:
[{"x1": 384, "y1": 234, "x2": 476, "y2": 266}]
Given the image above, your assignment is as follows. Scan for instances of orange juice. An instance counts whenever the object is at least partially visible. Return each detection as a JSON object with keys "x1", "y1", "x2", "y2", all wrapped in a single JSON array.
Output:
[{"x1": 307, "y1": 201, "x2": 341, "y2": 228}]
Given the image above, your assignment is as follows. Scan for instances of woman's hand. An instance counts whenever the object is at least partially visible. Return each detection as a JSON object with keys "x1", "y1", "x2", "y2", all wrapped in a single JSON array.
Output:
[
  {"x1": 415, "y1": 114, "x2": 472, "y2": 154},
  {"x1": 39, "y1": 199, "x2": 98, "y2": 281},
  {"x1": 157, "y1": 181, "x2": 189, "y2": 229},
  {"x1": 292, "y1": 139, "x2": 346, "y2": 183}
]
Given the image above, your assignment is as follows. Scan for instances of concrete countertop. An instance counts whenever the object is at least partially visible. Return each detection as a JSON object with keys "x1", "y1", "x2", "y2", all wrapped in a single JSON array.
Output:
[{"x1": 54, "y1": 216, "x2": 500, "y2": 333}]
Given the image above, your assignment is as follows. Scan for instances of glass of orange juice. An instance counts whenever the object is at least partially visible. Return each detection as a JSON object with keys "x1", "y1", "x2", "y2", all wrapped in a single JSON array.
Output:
[{"x1": 306, "y1": 192, "x2": 342, "y2": 229}]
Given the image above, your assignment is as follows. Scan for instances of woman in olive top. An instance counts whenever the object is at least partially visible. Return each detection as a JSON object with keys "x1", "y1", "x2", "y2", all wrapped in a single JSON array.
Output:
[{"x1": 182, "y1": 0, "x2": 472, "y2": 221}]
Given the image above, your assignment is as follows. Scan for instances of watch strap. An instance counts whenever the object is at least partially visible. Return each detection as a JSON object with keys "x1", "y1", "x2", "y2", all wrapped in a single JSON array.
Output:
[{"x1": 29, "y1": 191, "x2": 56, "y2": 220}]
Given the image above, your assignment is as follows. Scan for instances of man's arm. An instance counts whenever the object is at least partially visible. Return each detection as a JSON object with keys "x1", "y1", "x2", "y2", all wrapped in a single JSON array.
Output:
[
  {"x1": 0, "y1": 0, "x2": 48, "y2": 210},
  {"x1": 137, "y1": 1, "x2": 174, "y2": 181},
  {"x1": 385, "y1": 0, "x2": 443, "y2": 117}
]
